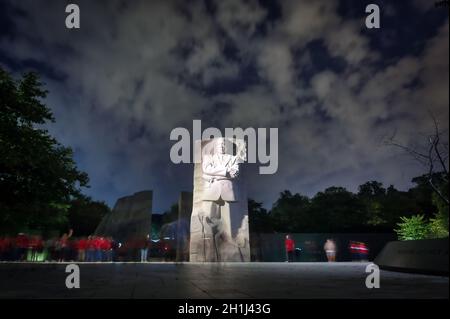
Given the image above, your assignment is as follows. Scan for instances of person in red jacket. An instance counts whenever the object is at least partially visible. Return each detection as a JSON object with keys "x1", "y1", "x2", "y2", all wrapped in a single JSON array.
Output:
[
  {"x1": 103, "y1": 237, "x2": 112, "y2": 261},
  {"x1": 94, "y1": 236, "x2": 103, "y2": 262},
  {"x1": 285, "y1": 234, "x2": 295, "y2": 262},
  {"x1": 77, "y1": 237, "x2": 87, "y2": 262},
  {"x1": 16, "y1": 233, "x2": 29, "y2": 261},
  {"x1": 100, "y1": 237, "x2": 110, "y2": 261},
  {"x1": 86, "y1": 236, "x2": 95, "y2": 262}
]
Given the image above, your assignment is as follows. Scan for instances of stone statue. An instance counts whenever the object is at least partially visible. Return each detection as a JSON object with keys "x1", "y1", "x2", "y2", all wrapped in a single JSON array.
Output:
[
  {"x1": 202, "y1": 137, "x2": 240, "y2": 202},
  {"x1": 190, "y1": 137, "x2": 250, "y2": 262}
]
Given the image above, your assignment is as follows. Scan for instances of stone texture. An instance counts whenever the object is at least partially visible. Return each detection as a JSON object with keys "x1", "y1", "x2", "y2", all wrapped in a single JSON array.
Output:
[
  {"x1": 176, "y1": 191, "x2": 192, "y2": 262},
  {"x1": 190, "y1": 138, "x2": 250, "y2": 262},
  {"x1": 375, "y1": 238, "x2": 449, "y2": 275},
  {"x1": 95, "y1": 190, "x2": 153, "y2": 242}
]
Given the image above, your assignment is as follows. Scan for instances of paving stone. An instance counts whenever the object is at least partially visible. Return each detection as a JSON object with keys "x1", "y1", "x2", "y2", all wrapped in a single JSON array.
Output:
[{"x1": 0, "y1": 262, "x2": 447, "y2": 299}]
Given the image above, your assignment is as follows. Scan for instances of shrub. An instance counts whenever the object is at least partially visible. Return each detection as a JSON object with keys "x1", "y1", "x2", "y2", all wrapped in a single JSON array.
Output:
[
  {"x1": 427, "y1": 216, "x2": 449, "y2": 239},
  {"x1": 395, "y1": 215, "x2": 429, "y2": 241}
]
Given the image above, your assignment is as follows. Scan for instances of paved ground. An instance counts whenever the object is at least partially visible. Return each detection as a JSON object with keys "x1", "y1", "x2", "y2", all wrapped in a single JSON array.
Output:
[{"x1": 0, "y1": 262, "x2": 448, "y2": 299}]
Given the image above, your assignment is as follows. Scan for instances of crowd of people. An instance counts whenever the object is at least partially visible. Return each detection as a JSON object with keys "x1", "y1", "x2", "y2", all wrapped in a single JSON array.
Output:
[
  {"x1": 0, "y1": 231, "x2": 174, "y2": 262},
  {"x1": 1, "y1": 232, "x2": 371, "y2": 263},
  {"x1": 0, "y1": 232, "x2": 112, "y2": 262},
  {"x1": 284, "y1": 235, "x2": 370, "y2": 262}
]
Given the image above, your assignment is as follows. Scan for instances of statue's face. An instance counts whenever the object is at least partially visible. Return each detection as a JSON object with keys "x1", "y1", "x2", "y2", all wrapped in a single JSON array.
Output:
[{"x1": 216, "y1": 138, "x2": 225, "y2": 154}]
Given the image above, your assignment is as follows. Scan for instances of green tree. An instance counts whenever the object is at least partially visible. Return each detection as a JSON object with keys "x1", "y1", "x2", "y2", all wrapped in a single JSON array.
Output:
[
  {"x1": 429, "y1": 180, "x2": 449, "y2": 237},
  {"x1": 380, "y1": 185, "x2": 418, "y2": 229},
  {"x1": 67, "y1": 196, "x2": 110, "y2": 236},
  {"x1": 0, "y1": 68, "x2": 89, "y2": 234},
  {"x1": 357, "y1": 181, "x2": 386, "y2": 226},
  {"x1": 409, "y1": 174, "x2": 442, "y2": 219},
  {"x1": 270, "y1": 191, "x2": 310, "y2": 232},
  {"x1": 248, "y1": 199, "x2": 273, "y2": 233},
  {"x1": 309, "y1": 187, "x2": 366, "y2": 232}
]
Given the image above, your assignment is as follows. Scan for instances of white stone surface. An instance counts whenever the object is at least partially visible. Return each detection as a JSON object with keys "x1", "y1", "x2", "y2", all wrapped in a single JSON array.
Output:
[{"x1": 190, "y1": 138, "x2": 250, "y2": 262}]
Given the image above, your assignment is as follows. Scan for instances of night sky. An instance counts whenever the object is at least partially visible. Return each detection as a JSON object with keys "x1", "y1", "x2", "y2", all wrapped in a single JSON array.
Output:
[{"x1": 0, "y1": 0, "x2": 448, "y2": 213}]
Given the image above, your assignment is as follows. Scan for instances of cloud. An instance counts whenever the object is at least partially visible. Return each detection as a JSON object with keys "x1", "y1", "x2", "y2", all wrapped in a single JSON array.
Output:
[
  {"x1": 0, "y1": 0, "x2": 448, "y2": 211},
  {"x1": 214, "y1": 0, "x2": 267, "y2": 42},
  {"x1": 257, "y1": 42, "x2": 296, "y2": 105}
]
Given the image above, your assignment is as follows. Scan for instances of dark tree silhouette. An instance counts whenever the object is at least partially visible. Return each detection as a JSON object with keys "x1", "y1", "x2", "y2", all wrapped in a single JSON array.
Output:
[{"x1": 0, "y1": 68, "x2": 89, "y2": 233}]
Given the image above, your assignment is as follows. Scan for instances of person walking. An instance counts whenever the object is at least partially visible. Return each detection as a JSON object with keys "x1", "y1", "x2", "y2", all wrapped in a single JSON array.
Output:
[
  {"x1": 140, "y1": 236, "x2": 149, "y2": 262},
  {"x1": 86, "y1": 236, "x2": 95, "y2": 262},
  {"x1": 324, "y1": 239, "x2": 337, "y2": 262},
  {"x1": 285, "y1": 235, "x2": 295, "y2": 262},
  {"x1": 77, "y1": 237, "x2": 87, "y2": 262},
  {"x1": 59, "y1": 229, "x2": 73, "y2": 262}
]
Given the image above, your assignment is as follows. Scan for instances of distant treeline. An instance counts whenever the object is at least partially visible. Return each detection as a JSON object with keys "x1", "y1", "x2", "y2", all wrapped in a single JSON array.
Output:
[{"x1": 248, "y1": 174, "x2": 448, "y2": 234}]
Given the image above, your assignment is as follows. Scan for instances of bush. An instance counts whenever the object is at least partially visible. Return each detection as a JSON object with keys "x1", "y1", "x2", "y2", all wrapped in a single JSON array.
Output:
[
  {"x1": 427, "y1": 216, "x2": 449, "y2": 239},
  {"x1": 395, "y1": 215, "x2": 429, "y2": 241},
  {"x1": 396, "y1": 214, "x2": 449, "y2": 240}
]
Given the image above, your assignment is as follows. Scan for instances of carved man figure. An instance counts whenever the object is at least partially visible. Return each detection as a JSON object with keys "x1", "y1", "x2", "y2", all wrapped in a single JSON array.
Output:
[
  {"x1": 199, "y1": 138, "x2": 242, "y2": 261},
  {"x1": 202, "y1": 137, "x2": 239, "y2": 203},
  {"x1": 190, "y1": 137, "x2": 249, "y2": 262}
]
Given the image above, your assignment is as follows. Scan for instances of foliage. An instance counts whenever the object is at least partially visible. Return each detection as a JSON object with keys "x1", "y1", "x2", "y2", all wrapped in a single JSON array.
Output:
[
  {"x1": 0, "y1": 67, "x2": 89, "y2": 234},
  {"x1": 248, "y1": 199, "x2": 272, "y2": 233},
  {"x1": 427, "y1": 181, "x2": 448, "y2": 238},
  {"x1": 358, "y1": 181, "x2": 386, "y2": 226},
  {"x1": 255, "y1": 176, "x2": 443, "y2": 234},
  {"x1": 308, "y1": 187, "x2": 366, "y2": 232},
  {"x1": 67, "y1": 195, "x2": 110, "y2": 236},
  {"x1": 270, "y1": 191, "x2": 310, "y2": 232},
  {"x1": 395, "y1": 215, "x2": 430, "y2": 240},
  {"x1": 431, "y1": 180, "x2": 449, "y2": 233},
  {"x1": 427, "y1": 216, "x2": 449, "y2": 239}
]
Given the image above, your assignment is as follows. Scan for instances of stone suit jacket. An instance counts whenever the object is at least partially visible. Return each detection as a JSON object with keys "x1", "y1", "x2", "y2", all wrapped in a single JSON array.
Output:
[{"x1": 202, "y1": 154, "x2": 239, "y2": 202}]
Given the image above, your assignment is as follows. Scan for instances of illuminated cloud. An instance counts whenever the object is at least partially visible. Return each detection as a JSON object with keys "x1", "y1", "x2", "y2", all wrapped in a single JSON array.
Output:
[{"x1": 0, "y1": 0, "x2": 447, "y2": 211}]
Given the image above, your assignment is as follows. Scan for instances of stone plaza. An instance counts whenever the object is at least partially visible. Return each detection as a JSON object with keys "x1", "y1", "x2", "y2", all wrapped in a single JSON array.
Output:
[{"x1": 0, "y1": 262, "x2": 447, "y2": 299}]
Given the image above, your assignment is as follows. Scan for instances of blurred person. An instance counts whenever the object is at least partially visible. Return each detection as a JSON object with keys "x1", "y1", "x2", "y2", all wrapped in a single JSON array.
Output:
[
  {"x1": 69, "y1": 237, "x2": 78, "y2": 261},
  {"x1": 37, "y1": 236, "x2": 44, "y2": 261},
  {"x1": 285, "y1": 235, "x2": 295, "y2": 262},
  {"x1": 86, "y1": 236, "x2": 95, "y2": 262},
  {"x1": 15, "y1": 233, "x2": 29, "y2": 261},
  {"x1": 109, "y1": 237, "x2": 118, "y2": 262},
  {"x1": 324, "y1": 239, "x2": 337, "y2": 262},
  {"x1": 94, "y1": 236, "x2": 102, "y2": 262},
  {"x1": 5, "y1": 237, "x2": 13, "y2": 261},
  {"x1": 349, "y1": 241, "x2": 369, "y2": 262},
  {"x1": 359, "y1": 242, "x2": 369, "y2": 261},
  {"x1": 59, "y1": 229, "x2": 73, "y2": 262},
  {"x1": 29, "y1": 235, "x2": 38, "y2": 262},
  {"x1": 139, "y1": 236, "x2": 149, "y2": 262},
  {"x1": 146, "y1": 236, "x2": 152, "y2": 262},
  {"x1": 106, "y1": 237, "x2": 113, "y2": 261},
  {"x1": 29, "y1": 235, "x2": 43, "y2": 262},
  {"x1": 100, "y1": 237, "x2": 111, "y2": 262},
  {"x1": 44, "y1": 237, "x2": 56, "y2": 261},
  {"x1": 77, "y1": 237, "x2": 87, "y2": 262},
  {"x1": 361, "y1": 243, "x2": 370, "y2": 261}
]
